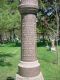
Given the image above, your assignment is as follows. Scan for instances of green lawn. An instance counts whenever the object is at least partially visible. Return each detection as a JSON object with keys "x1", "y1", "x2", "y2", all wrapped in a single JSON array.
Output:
[{"x1": 0, "y1": 46, "x2": 60, "y2": 80}]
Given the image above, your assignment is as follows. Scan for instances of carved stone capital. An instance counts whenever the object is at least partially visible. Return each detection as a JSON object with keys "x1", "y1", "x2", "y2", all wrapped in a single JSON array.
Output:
[{"x1": 18, "y1": 0, "x2": 39, "y2": 14}]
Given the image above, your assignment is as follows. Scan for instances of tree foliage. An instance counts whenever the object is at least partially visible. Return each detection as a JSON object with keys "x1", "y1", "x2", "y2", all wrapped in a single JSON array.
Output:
[
  {"x1": 37, "y1": 0, "x2": 60, "y2": 38},
  {"x1": 0, "y1": 0, "x2": 21, "y2": 31}
]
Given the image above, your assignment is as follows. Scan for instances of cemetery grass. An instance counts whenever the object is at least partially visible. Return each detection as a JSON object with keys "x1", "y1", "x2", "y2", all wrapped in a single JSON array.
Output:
[{"x1": 0, "y1": 46, "x2": 60, "y2": 80}]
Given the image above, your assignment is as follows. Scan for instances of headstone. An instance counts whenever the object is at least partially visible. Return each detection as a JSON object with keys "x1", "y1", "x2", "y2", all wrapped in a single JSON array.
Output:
[{"x1": 16, "y1": 0, "x2": 44, "y2": 80}]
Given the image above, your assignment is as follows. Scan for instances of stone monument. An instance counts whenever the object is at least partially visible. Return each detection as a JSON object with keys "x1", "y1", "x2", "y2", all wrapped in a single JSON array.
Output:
[
  {"x1": 51, "y1": 39, "x2": 56, "y2": 51},
  {"x1": 16, "y1": 0, "x2": 44, "y2": 80}
]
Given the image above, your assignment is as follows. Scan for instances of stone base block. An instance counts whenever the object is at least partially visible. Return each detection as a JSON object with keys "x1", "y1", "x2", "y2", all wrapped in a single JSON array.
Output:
[{"x1": 16, "y1": 72, "x2": 44, "y2": 80}]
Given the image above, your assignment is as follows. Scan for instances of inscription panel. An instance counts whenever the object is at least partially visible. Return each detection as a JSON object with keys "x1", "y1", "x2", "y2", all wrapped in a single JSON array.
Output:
[{"x1": 21, "y1": 14, "x2": 37, "y2": 61}]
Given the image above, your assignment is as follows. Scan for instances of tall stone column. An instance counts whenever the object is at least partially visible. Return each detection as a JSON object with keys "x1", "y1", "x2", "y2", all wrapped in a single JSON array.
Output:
[{"x1": 16, "y1": 0, "x2": 44, "y2": 80}]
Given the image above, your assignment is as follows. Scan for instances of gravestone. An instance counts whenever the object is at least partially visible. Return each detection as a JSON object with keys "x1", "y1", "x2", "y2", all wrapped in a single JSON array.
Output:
[
  {"x1": 16, "y1": 0, "x2": 44, "y2": 80},
  {"x1": 51, "y1": 39, "x2": 56, "y2": 51}
]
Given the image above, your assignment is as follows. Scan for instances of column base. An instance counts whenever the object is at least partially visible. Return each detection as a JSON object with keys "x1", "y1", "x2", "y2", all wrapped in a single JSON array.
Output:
[
  {"x1": 16, "y1": 72, "x2": 44, "y2": 80},
  {"x1": 17, "y1": 60, "x2": 40, "y2": 77}
]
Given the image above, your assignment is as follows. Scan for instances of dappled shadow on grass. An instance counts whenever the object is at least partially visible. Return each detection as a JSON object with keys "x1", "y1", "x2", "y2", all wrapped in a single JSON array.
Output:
[
  {"x1": 38, "y1": 57, "x2": 57, "y2": 64},
  {"x1": 0, "y1": 42, "x2": 21, "y2": 47},
  {"x1": 7, "y1": 77, "x2": 14, "y2": 80},
  {"x1": 0, "y1": 61, "x2": 12, "y2": 66},
  {"x1": 0, "y1": 52, "x2": 13, "y2": 57},
  {"x1": 37, "y1": 47, "x2": 58, "y2": 64},
  {"x1": 37, "y1": 54, "x2": 58, "y2": 64},
  {"x1": 0, "y1": 52, "x2": 14, "y2": 67}
]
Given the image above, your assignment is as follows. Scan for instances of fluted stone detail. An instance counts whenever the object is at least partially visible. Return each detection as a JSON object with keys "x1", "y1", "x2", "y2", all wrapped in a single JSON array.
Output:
[{"x1": 16, "y1": 0, "x2": 44, "y2": 80}]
